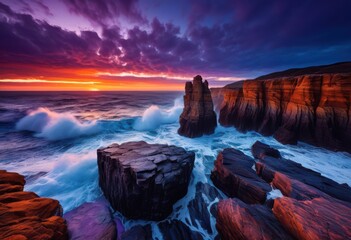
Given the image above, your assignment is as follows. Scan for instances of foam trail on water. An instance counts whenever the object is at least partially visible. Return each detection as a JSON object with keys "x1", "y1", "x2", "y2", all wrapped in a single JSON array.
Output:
[
  {"x1": 133, "y1": 97, "x2": 183, "y2": 131},
  {"x1": 16, "y1": 107, "x2": 100, "y2": 140}
]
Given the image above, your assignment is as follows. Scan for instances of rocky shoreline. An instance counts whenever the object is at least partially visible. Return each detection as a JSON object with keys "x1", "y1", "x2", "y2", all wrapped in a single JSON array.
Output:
[
  {"x1": 0, "y1": 170, "x2": 67, "y2": 240},
  {"x1": 1, "y1": 67, "x2": 351, "y2": 239},
  {"x1": 2, "y1": 140, "x2": 350, "y2": 239}
]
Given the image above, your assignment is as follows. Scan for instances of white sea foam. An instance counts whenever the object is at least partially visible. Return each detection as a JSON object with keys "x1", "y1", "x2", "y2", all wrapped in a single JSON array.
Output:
[
  {"x1": 16, "y1": 107, "x2": 100, "y2": 140},
  {"x1": 26, "y1": 151, "x2": 101, "y2": 212},
  {"x1": 2, "y1": 96, "x2": 351, "y2": 239},
  {"x1": 133, "y1": 98, "x2": 183, "y2": 131},
  {"x1": 267, "y1": 188, "x2": 283, "y2": 200}
]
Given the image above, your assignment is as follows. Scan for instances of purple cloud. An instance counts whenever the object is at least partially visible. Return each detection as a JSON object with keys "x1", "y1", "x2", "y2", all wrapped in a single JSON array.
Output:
[
  {"x1": 0, "y1": 0, "x2": 350, "y2": 81},
  {"x1": 62, "y1": 0, "x2": 145, "y2": 27}
]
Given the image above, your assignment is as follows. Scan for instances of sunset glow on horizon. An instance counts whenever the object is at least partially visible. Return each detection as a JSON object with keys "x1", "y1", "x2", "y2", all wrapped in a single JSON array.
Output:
[{"x1": 0, "y1": 0, "x2": 350, "y2": 91}]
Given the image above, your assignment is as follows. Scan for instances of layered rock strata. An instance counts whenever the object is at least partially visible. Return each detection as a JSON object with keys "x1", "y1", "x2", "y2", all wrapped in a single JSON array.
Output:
[
  {"x1": 212, "y1": 63, "x2": 351, "y2": 152},
  {"x1": 217, "y1": 198, "x2": 293, "y2": 240},
  {"x1": 97, "y1": 141, "x2": 195, "y2": 220},
  {"x1": 0, "y1": 170, "x2": 67, "y2": 240},
  {"x1": 274, "y1": 196, "x2": 351, "y2": 240},
  {"x1": 178, "y1": 75, "x2": 217, "y2": 138},
  {"x1": 213, "y1": 141, "x2": 351, "y2": 240},
  {"x1": 210, "y1": 148, "x2": 271, "y2": 204},
  {"x1": 252, "y1": 142, "x2": 351, "y2": 203}
]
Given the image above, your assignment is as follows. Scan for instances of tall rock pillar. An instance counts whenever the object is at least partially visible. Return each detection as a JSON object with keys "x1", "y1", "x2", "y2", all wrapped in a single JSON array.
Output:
[{"x1": 178, "y1": 75, "x2": 217, "y2": 137}]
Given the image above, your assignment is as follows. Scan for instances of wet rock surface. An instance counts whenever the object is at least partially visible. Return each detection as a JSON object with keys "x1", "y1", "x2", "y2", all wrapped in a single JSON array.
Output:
[
  {"x1": 212, "y1": 142, "x2": 351, "y2": 240},
  {"x1": 158, "y1": 220, "x2": 204, "y2": 240},
  {"x1": 187, "y1": 182, "x2": 223, "y2": 235},
  {"x1": 0, "y1": 170, "x2": 67, "y2": 240},
  {"x1": 253, "y1": 142, "x2": 351, "y2": 203},
  {"x1": 97, "y1": 141, "x2": 195, "y2": 220},
  {"x1": 178, "y1": 75, "x2": 217, "y2": 138},
  {"x1": 210, "y1": 148, "x2": 271, "y2": 204},
  {"x1": 274, "y1": 197, "x2": 351, "y2": 240},
  {"x1": 64, "y1": 199, "x2": 116, "y2": 240},
  {"x1": 251, "y1": 141, "x2": 281, "y2": 159},
  {"x1": 217, "y1": 198, "x2": 293, "y2": 240}
]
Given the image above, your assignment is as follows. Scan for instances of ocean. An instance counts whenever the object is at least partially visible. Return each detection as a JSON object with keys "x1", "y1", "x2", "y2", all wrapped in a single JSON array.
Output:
[{"x1": 1, "y1": 91, "x2": 350, "y2": 239}]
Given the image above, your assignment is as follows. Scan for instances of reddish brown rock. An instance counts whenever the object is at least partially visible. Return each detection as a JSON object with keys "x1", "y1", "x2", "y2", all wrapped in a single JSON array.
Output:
[
  {"x1": 97, "y1": 141, "x2": 195, "y2": 220},
  {"x1": 0, "y1": 184, "x2": 24, "y2": 195},
  {"x1": 0, "y1": 170, "x2": 25, "y2": 186},
  {"x1": 273, "y1": 197, "x2": 351, "y2": 240},
  {"x1": 178, "y1": 75, "x2": 217, "y2": 138},
  {"x1": 0, "y1": 170, "x2": 67, "y2": 240},
  {"x1": 214, "y1": 63, "x2": 351, "y2": 152},
  {"x1": 1, "y1": 216, "x2": 67, "y2": 240},
  {"x1": 255, "y1": 155, "x2": 351, "y2": 203},
  {"x1": 0, "y1": 191, "x2": 38, "y2": 203},
  {"x1": 210, "y1": 148, "x2": 271, "y2": 204},
  {"x1": 216, "y1": 198, "x2": 293, "y2": 240}
]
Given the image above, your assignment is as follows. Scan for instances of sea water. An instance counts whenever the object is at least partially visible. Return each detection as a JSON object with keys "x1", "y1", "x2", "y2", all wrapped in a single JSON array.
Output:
[{"x1": 1, "y1": 91, "x2": 350, "y2": 239}]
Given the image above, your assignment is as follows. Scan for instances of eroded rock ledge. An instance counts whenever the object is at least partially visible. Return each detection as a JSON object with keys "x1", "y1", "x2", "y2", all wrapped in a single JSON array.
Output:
[
  {"x1": 212, "y1": 63, "x2": 351, "y2": 152},
  {"x1": 213, "y1": 141, "x2": 351, "y2": 240},
  {"x1": 97, "y1": 141, "x2": 195, "y2": 220},
  {"x1": 0, "y1": 170, "x2": 67, "y2": 240}
]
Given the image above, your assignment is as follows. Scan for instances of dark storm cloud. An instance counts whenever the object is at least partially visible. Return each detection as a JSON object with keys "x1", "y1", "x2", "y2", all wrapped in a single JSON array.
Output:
[
  {"x1": 0, "y1": 0, "x2": 351, "y2": 79},
  {"x1": 0, "y1": 3, "x2": 200, "y2": 76},
  {"x1": 62, "y1": 0, "x2": 145, "y2": 27},
  {"x1": 185, "y1": 0, "x2": 351, "y2": 73}
]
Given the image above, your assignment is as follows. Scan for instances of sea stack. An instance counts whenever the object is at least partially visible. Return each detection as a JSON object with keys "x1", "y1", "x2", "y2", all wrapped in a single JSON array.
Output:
[
  {"x1": 178, "y1": 75, "x2": 217, "y2": 138},
  {"x1": 97, "y1": 141, "x2": 195, "y2": 221}
]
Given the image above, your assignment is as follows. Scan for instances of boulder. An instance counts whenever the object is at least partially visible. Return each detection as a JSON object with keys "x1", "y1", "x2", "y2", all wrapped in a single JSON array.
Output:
[
  {"x1": 216, "y1": 198, "x2": 293, "y2": 240},
  {"x1": 251, "y1": 141, "x2": 281, "y2": 159},
  {"x1": 97, "y1": 141, "x2": 195, "y2": 220},
  {"x1": 64, "y1": 199, "x2": 117, "y2": 240},
  {"x1": 274, "y1": 197, "x2": 351, "y2": 239},
  {"x1": 178, "y1": 75, "x2": 217, "y2": 138},
  {"x1": 210, "y1": 148, "x2": 271, "y2": 204},
  {"x1": 0, "y1": 170, "x2": 67, "y2": 240}
]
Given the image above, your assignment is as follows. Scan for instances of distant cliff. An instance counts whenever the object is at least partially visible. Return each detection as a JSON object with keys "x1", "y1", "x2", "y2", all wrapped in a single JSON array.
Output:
[{"x1": 212, "y1": 62, "x2": 351, "y2": 153}]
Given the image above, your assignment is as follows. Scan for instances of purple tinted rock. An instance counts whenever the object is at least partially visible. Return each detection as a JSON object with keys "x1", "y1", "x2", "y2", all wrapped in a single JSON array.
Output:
[{"x1": 64, "y1": 199, "x2": 116, "y2": 240}]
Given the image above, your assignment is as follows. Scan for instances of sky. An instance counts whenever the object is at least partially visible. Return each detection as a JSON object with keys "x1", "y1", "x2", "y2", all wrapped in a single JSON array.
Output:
[{"x1": 0, "y1": 0, "x2": 350, "y2": 91}]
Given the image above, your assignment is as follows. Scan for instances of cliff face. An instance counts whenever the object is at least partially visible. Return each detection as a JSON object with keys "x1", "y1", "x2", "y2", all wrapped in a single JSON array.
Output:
[
  {"x1": 212, "y1": 72, "x2": 351, "y2": 153},
  {"x1": 178, "y1": 75, "x2": 217, "y2": 138}
]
